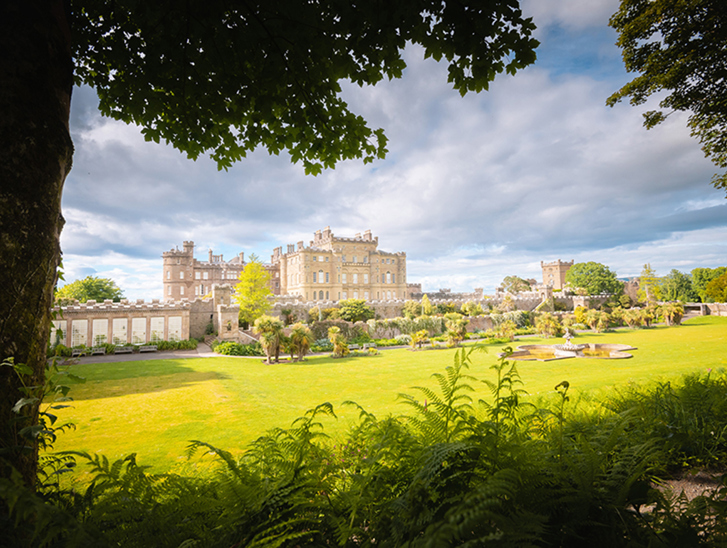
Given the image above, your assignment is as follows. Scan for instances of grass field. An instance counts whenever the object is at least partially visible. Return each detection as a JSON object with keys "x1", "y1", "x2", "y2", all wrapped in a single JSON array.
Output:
[{"x1": 51, "y1": 316, "x2": 727, "y2": 476}]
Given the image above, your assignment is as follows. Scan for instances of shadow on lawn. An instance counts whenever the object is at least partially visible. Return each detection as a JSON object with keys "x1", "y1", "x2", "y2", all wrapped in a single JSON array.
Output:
[{"x1": 60, "y1": 360, "x2": 232, "y2": 400}]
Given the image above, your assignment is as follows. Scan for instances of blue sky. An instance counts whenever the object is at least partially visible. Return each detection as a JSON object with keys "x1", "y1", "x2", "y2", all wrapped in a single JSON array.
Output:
[{"x1": 60, "y1": 0, "x2": 726, "y2": 300}]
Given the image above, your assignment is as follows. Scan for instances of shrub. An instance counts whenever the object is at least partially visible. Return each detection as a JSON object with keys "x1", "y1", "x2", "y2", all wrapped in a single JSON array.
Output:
[
  {"x1": 394, "y1": 334, "x2": 412, "y2": 345},
  {"x1": 214, "y1": 341, "x2": 263, "y2": 356},
  {"x1": 156, "y1": 339, "x2": 199, "y2": 351}
]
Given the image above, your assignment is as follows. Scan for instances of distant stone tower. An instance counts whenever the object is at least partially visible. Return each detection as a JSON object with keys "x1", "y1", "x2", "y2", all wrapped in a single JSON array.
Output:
[
  {"x1": 541, "y1": 259, "x2": 573, "y2": 290},
  {"x1": 162, "y1": 241, "x2": 196, "y2": 301}
]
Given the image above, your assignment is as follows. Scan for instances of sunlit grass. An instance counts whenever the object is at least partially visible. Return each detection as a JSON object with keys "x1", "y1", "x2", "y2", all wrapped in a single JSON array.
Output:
[{"x1": 51, "y1": 316, "x2": 727, "y2": 477}]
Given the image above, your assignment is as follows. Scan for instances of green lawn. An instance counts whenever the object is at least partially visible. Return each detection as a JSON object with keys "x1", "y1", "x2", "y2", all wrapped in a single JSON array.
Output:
[{"x1": 51, "y1": 316, "x2": 727, "y2": 477}]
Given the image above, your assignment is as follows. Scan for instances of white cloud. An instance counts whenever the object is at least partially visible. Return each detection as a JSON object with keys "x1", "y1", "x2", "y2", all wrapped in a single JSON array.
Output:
[{"x1": 60, "y1": 6, "x2": 726, "y2": 301}]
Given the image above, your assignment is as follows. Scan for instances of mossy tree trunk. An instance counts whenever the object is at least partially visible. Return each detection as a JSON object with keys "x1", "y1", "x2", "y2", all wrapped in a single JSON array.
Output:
[{"x1": 0, "y1": 0, "x2": 73, "y2": 489}]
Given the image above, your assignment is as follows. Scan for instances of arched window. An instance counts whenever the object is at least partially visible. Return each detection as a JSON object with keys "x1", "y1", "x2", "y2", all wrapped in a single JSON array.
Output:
[
  {"x1": 319, "y1": 290, "x2": 324, "y2": 300},
  {"x1": 386, "y1": 272, "x2": 391, "y2": 284}
]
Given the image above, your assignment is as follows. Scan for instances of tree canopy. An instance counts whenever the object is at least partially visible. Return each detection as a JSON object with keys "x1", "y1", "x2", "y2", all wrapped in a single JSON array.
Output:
[
  {"x1": 565, "y1": 262, "x2": 623, "y2": 296},
  {"x1": 608, "y1": 0, "x2": 727, "y2": 192},
  {"x1": 72, "y1": 0, "x2": 539, "y2": 174},
  {"x1": 234, "y1": 261, "x2": 273, "y2": 327},
  {"x1": 692, "y1": 267, "x2": 727, "y2": 302},
  {"x1": 705, "y1": 271, "x2": 727, "y2": 302},
  {"x1": 638, "y1": 263, "x2": 661, "y2": 303},
  {"x1": 54, "y1": 275, "x2": 124, "y2": 304},
  {"x1": 338, "y1": 299, "x2": 375, "y2": 323},
  {"x1": 660, "y1": 269, "x2": 698, "y2": 303},
  {"x1": 501, "y1": 275, "x2": 531, "y2": 294}
]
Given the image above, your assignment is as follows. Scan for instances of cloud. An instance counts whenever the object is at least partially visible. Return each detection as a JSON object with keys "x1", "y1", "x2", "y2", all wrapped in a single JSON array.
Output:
[{"x1": 60, "y1": 4, "x2": 727, "y2": 300}]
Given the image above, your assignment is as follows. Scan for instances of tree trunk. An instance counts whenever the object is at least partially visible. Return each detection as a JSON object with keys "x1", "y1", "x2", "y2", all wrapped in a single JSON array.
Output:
[{"x1": 0, "y1": 1, "x2": 73, "y2": 489}]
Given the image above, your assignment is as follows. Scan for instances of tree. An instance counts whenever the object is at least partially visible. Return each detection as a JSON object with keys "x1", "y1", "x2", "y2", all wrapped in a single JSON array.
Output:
[
  {"x1": 445, "y1": 317, "x2": 468, "y2": 347},
  {"x1": 54, "y1": 275, "x2": 124, "y2": 304},
  {"x1": 410, "y1": 330, "x2": 430, "y2": 350},
  {"x1": 692, "y1": 267, "x2": 727, "y2": 302},
  {"x1": 535, "y1": 313, "x2": 562, "y2": 339},
  {"x1": 234, "y1": 261, "x2": 272, "y2": 328},
  {"x1": 638, "y1": 264, "x2": 661, "y2": 303},
  {"x1": 660, "y1": 302, "x2": 684, "y2": 326},
  {"x1": 500, "y1": 295, "x2": 516, "y2": 312},
  {"x1": 328, "y1": 326, "x2": 349, "y2": 358},
  {"x1": 608, "y1": 0, "x2": 727, "y2": 192},
  {"x1": 289, "y1": 323, "x2": 314, "y2": 362},
  {"x1": 501, "y1": 275, "x2": 531, "y2": 294},
  {"x1": 338, "y1": 299, "x2": 374, "y2": 323},
  {"x1": 402, "y1": 300, "x2": 422, "y2": 319},
  {"x1": 421, "y1": 295, "x2": 433, "y2": 316},
  {"x1": 461, "y1": 301, "x2": 484, "y2": 317},
  {"x1": 660, "y1": 270, "x2": 698, "y2": 303},
  {"x1": 253, "y1": 315, "x2": 284, "y2": 364},
  {"x1": 1, "y1": 1, "x2": 538, "y2": 489},
  {"x1": 565, "y1": 262, "x2": 623, "y2": 296},
  {"x1": 705, "y1": 271, "x2": 727, "y2": 302}
]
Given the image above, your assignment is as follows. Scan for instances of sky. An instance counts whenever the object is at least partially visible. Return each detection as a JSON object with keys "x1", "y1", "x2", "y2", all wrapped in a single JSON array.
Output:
[{"x1": 60, "y1": 0, "x2": 727, "y2": 301}]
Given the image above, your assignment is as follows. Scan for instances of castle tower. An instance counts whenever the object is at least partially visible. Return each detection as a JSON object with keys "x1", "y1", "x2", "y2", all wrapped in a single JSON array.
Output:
[
  {"x1": 162, "y1": 241, "x2": 195, "y2": 302},
  {"x1": 541, "y1": 259, "x2": 574, "y2": 290}
]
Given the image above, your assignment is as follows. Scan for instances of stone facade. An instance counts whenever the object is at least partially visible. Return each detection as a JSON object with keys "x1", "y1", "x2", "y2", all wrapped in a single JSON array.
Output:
[
  {"x1": 271, "y1": 227, "x2": 407, "y2": 302},
  {"x1": 51, "y1": 285, "x2": 242, "y2": 346},
  {"x1": 541, "y1": 259, "x2": 573, "y2": 290},
  {"x1": 162, "y1": 241, "x2": 280, "y2": 303}
]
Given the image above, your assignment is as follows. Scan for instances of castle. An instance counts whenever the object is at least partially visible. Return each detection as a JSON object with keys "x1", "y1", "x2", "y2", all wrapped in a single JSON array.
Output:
[
  {"x1": 541, "y1": 259, "x2": 573, "y2": 290},
  {"x1": 162, "y1": 227, "x2": 407, "y2": 303}
]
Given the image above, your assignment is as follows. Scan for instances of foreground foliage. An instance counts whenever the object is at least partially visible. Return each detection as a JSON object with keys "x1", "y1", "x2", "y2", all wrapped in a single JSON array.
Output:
[{"x1": 4, "y1": 347, "x2": 727, "y2": 546}]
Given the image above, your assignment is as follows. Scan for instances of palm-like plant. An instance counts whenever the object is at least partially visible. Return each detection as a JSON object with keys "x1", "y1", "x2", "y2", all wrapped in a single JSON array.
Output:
[
  {"x1": 660, "y1": 302, "x2": 684, "y2": 326},
  {"x1": 253, "y1": 314, "x2": 284, "y2": 364},
  {"x1": 535, "y1": 312, "x2": 563, "y2": 338},
  {"x1": 289, "y1": 323, "x2": 314, "y2": 361},
  {"x1": 328, "y1": 326, "x2": 349, "y2": 358}
]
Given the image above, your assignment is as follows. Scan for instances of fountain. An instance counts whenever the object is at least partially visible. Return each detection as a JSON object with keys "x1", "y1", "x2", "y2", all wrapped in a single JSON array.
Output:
[{"x1": 500, "y1": 331, "x2": 636, "y2": 361}]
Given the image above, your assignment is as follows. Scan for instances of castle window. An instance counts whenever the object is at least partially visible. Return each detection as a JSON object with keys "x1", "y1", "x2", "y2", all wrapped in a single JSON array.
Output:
[
  {"x1": 313, "y1": 272, "x2": 317, "y2": 283},
  {"x1": 342, "y1": 291, "x2": 347, "y2": 299},
  {"x1": 195, "y1": 286, "x2": 199, "y2": 296},
  {"x1": 203, "y1": 272, "x2": 209, "y2": 280},
  {"x1": 353, "y1": 273, "x2": 358, "y2": 284},
  {"x1": 325, "y1": 272, "x2": 329, "y2": 283},
  {"x1": 195, "y1": 272, "x2": 201, "y2": 280},
  {"x1": 319, "y1": 290, "x2": 324, "y2": 300},
  {"x1": 363, "y1": 256, "x2": 368, "y2": 263},
  {"x1": 386, "y1": 272, "x2": 391, "y2": 284},
  {"x1": 342, "y1": 273, "x2": 347, "y2": 284},
  {"x1": 326, "y1": 291, "x2": 329, "y2": 299},
  {"x1": 319, "y1": 270, "x2": 323, "y2": 283},
  {"x1": 387, "y1": 291, "x2": 392, "y2": 300},
  {"x1": 364, "y1": 291, "x2": 369, "y2": 300},
  {"x1": 313, "y1": 256, "x2": 317, "y2": 261},
  {"x1": 180, "y1": 271, "x2": 184, "y2": 279},
  {"x1": 180, "y1": 286, "x2": 185, "y2": 296},
  {"x1": 325, "y1": 257, "x2": 329, "y2": 262},
  {"x1": 392, "y1": 274, "x2": 396, "y2": 283},
  {"x1": 320, "y1": 256, "x2": 324, "y2": 262},
  {"x1": 364, "y1": 273, "x2": 369, "y2": 284},
  {"x1": 166, "y1": 271, "x2": 170, "y2": 279},
  {"x1": 168, "y1": 286, "x2": 172, "y2": 296},
  {"x1": 353, "y1": 256, "x2": 357, "y2": 263},
  {"x1": 353, "y1": 291, "x2": 358, "y2": 299}
]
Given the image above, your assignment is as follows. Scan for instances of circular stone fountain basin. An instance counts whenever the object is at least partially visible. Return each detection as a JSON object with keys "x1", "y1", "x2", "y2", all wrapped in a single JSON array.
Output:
[{"x1": 501, "y1": 343, "x2": 636, "y2": 361}]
